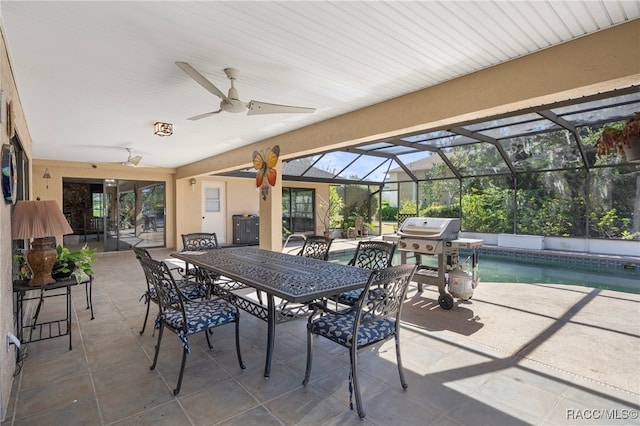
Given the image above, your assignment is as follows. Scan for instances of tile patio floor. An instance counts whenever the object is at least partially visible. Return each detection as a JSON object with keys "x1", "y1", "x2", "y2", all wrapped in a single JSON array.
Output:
[{"x1": 3, "y1": 245, "x2": 639, "y2": 425}]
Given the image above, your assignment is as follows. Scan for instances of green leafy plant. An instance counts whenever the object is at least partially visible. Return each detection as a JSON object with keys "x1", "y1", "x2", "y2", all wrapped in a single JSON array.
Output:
[
  {"x1": 53, "y1": 244, "x2": 97, "y2": 283},
  {"x1": 596, "y1": 112, "x2": 640, "y2": 157},
  {"x1": 13, "y1": 251, "x2": 29, "y2": 280}
]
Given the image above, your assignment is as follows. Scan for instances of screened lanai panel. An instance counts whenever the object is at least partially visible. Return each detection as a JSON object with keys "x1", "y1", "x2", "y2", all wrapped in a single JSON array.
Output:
[
  {"x1": 284, "y1": 157, "x2": 336, "y2": 179},
  {"x1": 355, "y1": 141, "x2": 403, "y2": 154},
  {"x1": 221, "y1": 87, "x2": 638, "y2": 190},
  {"x1": 361, "y1": 143, "x2": 414, "y2": 156},
  {"x1": 338, "y1": 155, "x2": 389, "y2": 181},
  {"x1": 405, "y1": 132, "x2": 477, "y2": 148},
  {"x1": 516, "y1": 169, "x2": 588, "y2": 237},
  {"x1": 500, "y1": 130, "x2": 584, "y2": 172},
  {"x1": 311, "y1": 152, "x2": 360, "y2": 177},
  {"x1": 588, "y1": 164, "x2": 639, "y2": 239},
  {"x1": 396, "y1": 151, "x2": 457, "y2": 180},
  {"x1": 283, "y1": 155, "x2": 322, "y2": 177},
  {"x1": 365, "y1": 158, "x2": 396, "y2": 182},
  {"x1": 424, "y1": 162, "x2": 457, "y2": 179},
  {"x1": 557, "y1": 101, "x2": 640, "y2": 126},
  {"x1": 473, "y1": 117, "x2": 561, "y2": 139},
  {"x1": 401, "y1": 129, "x2": 451, "y2": 143},
  {"x1": 419, "y1": 178, "x2": 459, "y2": 217},
  {"x1": 396, "y1": 151, "x2": 437, "y2": 164},
  {"x1": 465, "y1": 112, "x2": 542, "y2": 132},
  {"x1": 461, "y1": 175, "x2": 514, "y2": 233},
  {"x1": 443, "y1": 142, "x2": 508, "y2": 176},
  {"x1": 551, "y1": 92, "x2": 640, "y2": 120},
  {"x1": 577, "y1": 121, "x2": 630, "y2": 168}
]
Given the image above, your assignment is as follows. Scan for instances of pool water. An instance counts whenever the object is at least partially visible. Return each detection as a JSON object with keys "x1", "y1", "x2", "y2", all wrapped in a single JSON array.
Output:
[{"x1": 329, "y1": 251, "x2": 640, "y2": 294}]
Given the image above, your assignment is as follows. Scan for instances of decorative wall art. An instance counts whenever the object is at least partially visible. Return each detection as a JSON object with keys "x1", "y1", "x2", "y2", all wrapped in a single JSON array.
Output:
[
  {"x1": 252, "y1": 145, "x2": 280, "y2": 200},
  {"x1": 0, "y1": 91, "x2": 5, "y2": 124},
  {"x1": 2, "y1": 143, "x2": 18, "y2": 204},
  {"x1": 6, "y1": 100, "x2": 15, "y2": 138}
]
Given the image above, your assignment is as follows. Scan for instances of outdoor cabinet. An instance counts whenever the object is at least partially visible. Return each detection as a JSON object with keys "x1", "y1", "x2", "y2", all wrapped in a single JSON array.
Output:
[{"x1": 233, "y1": 215, "x2": 259, "y2": 245}]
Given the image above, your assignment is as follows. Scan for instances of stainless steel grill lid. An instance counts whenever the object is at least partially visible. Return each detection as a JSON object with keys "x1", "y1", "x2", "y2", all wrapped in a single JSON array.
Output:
[{"x1": 397, "y1": 217, "x2": 460, "y2": 241}]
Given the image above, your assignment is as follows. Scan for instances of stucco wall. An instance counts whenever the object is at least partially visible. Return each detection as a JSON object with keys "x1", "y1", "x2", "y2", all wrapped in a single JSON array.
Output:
[
  {"x1": 175, "y1": 176, "x2": 330, "y2": 249},
  {"x1": 0, "y1": 26, "x2": 33, "y2": 421}
]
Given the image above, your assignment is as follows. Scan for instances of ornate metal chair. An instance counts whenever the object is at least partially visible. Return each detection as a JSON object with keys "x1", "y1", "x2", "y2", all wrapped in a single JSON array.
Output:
[
  {"x1": 297, "y1": 235, "x2": 333, "y2": 260},
  {"x1": 133, "y1": 247, "x2": 207, "y2": 335},
  {"x1": 333, "y1": 240, "x2": 396, "y2": 307},
  {"x1": 181, "y1": 232, "x2": 248, "y2": 297},
  {"x1": 180, "y1": 232, "x2": 221, "y2": 287},
  {"x1": 303, "y1": 264, "x2": 417, "y2": 419},
  {"x1": 139, "y1": 256, "x2": 245, "y2": 395},
  {"x1": 181, "y1": 232, "x2": 220, "y2": 250},
  {"x1": 255, "y1": 235, "x2": 333, "y2": 317}
]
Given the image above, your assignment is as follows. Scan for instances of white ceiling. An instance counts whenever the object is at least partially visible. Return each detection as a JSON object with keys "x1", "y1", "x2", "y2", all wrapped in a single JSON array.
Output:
[{"x1": 1, "y1": 1, "x2": 638, "y2": 169}]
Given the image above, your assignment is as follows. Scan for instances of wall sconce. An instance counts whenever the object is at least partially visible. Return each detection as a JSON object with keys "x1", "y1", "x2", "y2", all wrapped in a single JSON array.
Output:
[
  {"x1": 189, "y1": 178, "x2": 196, "y2": 191},
  {"x1": 42, "y1": 168, "x2": 51, "y2": 189},
  {"x1": 154, "y1": 122, "x2": 173, "y2": 136}
]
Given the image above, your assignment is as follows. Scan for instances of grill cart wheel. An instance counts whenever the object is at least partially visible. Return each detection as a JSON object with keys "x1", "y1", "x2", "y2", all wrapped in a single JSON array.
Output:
[{"x1": 438, "y1": 294, "x2": 454, "y2": 310}]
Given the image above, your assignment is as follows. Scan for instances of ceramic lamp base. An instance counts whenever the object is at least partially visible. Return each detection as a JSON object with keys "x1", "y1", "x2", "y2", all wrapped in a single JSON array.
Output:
[{"x1": 26, "y1": 238, "x2": 57, "y2": 286}]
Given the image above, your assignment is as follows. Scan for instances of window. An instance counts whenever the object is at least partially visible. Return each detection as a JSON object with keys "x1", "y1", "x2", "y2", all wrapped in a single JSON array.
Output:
[
  {"x1": 92, "y1": 192, "x2": 105, "y2": 217},
  {"x1": 205, "y1": 187, "x2": 220, "y2": 212}
]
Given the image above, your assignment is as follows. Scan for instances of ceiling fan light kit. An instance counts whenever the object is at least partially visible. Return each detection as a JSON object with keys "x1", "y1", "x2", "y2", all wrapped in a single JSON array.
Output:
[
  {"x1": 122, "y1": 148, "x2": 143, "y2": 167},
  {"x1": 176, "y1": 61, "x2": 316, "y2": 119},
  {"x1": 154, "y1": 121, "x2": 173, "y2": 136}
]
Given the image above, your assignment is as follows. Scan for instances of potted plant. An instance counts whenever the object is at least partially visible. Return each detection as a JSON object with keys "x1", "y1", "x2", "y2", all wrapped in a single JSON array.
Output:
[
  {"x1": 12, "y1": 251, "x2": 30, "y2": 283},
  {"x1": 52, "y1": 244, "x2": 97, "y2": 283},
  {"x1": 596, "y1": 112, "x2": 640, "y2": 162},
  {"x1": 362, "y1": 222, "x2": 376, "y2": 237}
]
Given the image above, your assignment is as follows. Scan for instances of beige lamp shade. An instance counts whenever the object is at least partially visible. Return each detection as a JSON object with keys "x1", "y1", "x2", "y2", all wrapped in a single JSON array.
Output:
[
  {"x1": 11, "y1": 200, "x2": 73, "y2": 286},
  {"x1": 11, "y1": 200, "x2": 73, "y2": 240}
]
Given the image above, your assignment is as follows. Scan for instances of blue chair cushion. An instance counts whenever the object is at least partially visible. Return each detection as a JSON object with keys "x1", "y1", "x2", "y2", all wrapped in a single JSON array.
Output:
[
  {"x1": 161, "y1": 299, "x2": 238, "y2": 353},
  {"x1": 148, "y1": 280, "x2": 205, "y2": 302},
  {"x1": 309, "y1": 311, "x2": 396, "y2": 349},
  {"x1": 336, "y1": 289, "x2": 363, "y2": 306}
]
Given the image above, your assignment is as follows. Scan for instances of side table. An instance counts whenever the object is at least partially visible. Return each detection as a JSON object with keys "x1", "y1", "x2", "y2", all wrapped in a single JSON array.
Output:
[{"x1": 13, "y1": 275, "x2": 94, "y2": 356}]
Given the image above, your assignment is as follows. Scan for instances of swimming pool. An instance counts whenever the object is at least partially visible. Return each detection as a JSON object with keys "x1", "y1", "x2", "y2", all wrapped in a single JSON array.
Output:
[{"x1": 328, "y1": 251, "x2": 640, "y2": 294}]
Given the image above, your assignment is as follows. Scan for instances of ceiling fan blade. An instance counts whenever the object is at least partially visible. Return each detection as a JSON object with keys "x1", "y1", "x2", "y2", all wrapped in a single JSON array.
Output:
[
  {"x1": 130, "y1": 155, "x2": 142, "y2": 166},
  {"x1": 247, "y1": 100, "x2": 316, "y2": 116},
  {"x1": 176, "y1": 62, "x2": 230, "y2": 103},
  {"x1": 187, "y1": 110, "x2": 223, "y2": 121}
]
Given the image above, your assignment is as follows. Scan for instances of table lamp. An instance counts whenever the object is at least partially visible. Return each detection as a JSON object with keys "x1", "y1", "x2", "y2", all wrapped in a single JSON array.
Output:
[{"x1": 11, "y1": 199, "x2": 73, "y2": 286}]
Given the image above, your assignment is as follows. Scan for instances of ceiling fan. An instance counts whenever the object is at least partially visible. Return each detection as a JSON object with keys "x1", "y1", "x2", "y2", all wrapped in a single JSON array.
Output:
[
  {"x1": 176, "y1": 62, "x2": 316, "y2": 120},
  {"x1": 121, "y1": 148, "x2": 142, "y2": 167}
]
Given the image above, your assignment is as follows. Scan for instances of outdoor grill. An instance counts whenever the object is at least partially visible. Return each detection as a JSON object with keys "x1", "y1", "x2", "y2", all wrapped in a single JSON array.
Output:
[
  {"x1": 397, "y1": 217, "x2": 460, "y2": 254},
  {"x1": 393, "y1": 217, "x2": 483, "y2": 310}
]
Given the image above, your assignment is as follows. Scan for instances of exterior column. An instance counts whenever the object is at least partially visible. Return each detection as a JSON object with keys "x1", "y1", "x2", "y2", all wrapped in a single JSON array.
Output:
[{"x1": 258, "y1": 158, "x2": 282, "y2": 251}]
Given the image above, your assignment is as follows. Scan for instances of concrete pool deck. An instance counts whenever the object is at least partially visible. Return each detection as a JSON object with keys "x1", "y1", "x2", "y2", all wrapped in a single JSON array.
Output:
[{"x1": 292, "y1": 237, "x2": 640, "y2": 395}]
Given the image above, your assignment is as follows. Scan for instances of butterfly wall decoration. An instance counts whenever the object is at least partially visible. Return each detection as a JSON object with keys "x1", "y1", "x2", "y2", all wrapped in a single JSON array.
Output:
[{"x1": 252, "y1": 145, "x2": 280, "y2": 200}]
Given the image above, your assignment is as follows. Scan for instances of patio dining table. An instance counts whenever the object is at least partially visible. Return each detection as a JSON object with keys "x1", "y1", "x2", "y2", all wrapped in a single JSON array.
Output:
[{"x1": 172, "y1": 246, "x2": 372, "y2": 377}]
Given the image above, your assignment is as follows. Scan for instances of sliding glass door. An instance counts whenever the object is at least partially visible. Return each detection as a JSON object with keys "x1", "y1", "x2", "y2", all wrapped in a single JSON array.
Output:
[
  {"x1": 104, "y1": 179, "x2": 165, "y2": 251},
  {"x1": 282, "y1": 187, "x2": 315, "y2": 235}
]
